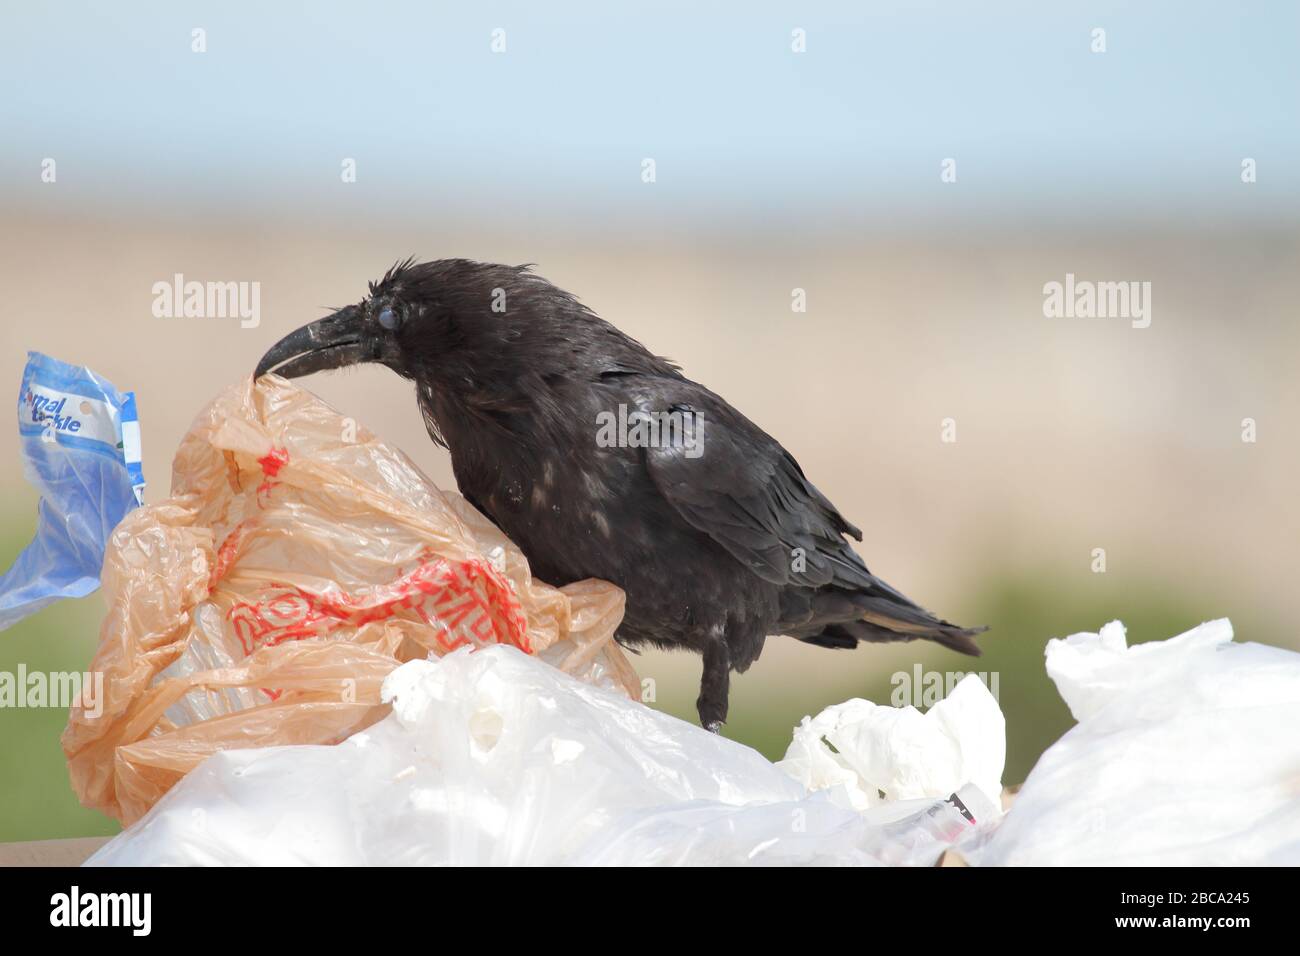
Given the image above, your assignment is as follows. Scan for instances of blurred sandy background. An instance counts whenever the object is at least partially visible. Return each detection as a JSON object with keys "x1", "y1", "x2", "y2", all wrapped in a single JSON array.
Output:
[{"x1": 1, "y1": 1, "x2": 1297, "y2": 840}]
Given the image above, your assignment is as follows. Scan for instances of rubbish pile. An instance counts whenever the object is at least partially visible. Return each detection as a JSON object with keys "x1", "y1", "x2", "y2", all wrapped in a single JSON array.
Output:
[
  {"x1": 85, "y1": 615, "x2": 1300, "y2": 866},
  {"x1": 7, "y1": 358, "x2": 1299, "y2": 865},
  {"x1": 85, "y1": 644, "x2": 1003, "y2": 866}
]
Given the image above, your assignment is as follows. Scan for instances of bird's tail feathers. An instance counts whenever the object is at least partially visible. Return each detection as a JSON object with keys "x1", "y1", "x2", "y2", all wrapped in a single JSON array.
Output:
[{"x1": 796, "y1": 584, "x2": 987, "y2": 657}]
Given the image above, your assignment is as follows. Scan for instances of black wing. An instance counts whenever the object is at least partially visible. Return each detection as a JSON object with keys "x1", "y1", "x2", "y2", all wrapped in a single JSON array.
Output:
[{"x1": 641, "y1": 392, "x2": 875, "y2": 591}]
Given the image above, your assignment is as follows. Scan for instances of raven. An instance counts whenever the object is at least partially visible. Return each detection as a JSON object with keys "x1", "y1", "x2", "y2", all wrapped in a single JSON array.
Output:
[{"x1": 255, "y1": 259, "x2": 985, "y2": 730}]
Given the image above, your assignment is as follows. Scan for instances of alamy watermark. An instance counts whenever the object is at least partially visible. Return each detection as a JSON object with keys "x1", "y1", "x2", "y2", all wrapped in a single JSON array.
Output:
[
  {"x1": 1, "y1": 666, "x2": 103, "y2": 718},
  {"x1": 595, "y1": 404, "x2": 705, "y2": 458},
  {"x1": 151, "y1": 274, "x2": 261, "y2": 328},
  {"x1": 891, "y1": 664, "x2": 999, "y2": 708},
  {"x1": 50, "y1": 886, "x2": 151, "y2": 936},
  {"x1": 1043, "y1": 273, "x2": 1151, "y2": 329}
]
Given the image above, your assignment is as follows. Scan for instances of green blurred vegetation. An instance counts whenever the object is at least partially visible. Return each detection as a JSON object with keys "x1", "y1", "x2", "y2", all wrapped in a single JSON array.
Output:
[
  {"x1": 0, "y1": 500, "x2": 1285, "y2": 841},
  {"x1": 0, "y1": 519, "x2": 120, "y2": 840}
]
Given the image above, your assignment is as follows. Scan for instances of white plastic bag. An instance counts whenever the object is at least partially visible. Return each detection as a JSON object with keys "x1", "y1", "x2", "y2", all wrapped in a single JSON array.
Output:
[
  {"x1": 974, "y1": 619, "x2": 1300, "y2": 865},
  {"x1": 87, "y1": 645, "x2": 997, "y2": 866}
]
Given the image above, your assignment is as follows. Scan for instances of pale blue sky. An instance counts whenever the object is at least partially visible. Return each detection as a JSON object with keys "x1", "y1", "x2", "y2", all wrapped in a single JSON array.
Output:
[{"x1": 2, "y1": 1, "x2": 1296, "y2": 225}]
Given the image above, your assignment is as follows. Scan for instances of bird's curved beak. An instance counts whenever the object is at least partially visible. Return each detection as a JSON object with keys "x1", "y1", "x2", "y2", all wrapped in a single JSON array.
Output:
[{"x1": 254, "y1": 305, "x2": 377, "y2": 379}]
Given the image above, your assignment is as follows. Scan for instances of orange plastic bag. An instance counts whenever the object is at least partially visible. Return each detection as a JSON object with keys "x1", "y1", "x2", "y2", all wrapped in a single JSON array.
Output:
[{"x1": 63, "y1": 375, "x2": 638, "y2": 825}]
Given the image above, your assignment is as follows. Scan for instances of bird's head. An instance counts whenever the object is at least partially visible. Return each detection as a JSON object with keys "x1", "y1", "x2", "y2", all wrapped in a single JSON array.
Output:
[
  {"x1": 254, "y1": 258, "x2": 568, "y2": 385},
  {"x1": 256, "y1": 257, "x2": 674, "y2": 449}
]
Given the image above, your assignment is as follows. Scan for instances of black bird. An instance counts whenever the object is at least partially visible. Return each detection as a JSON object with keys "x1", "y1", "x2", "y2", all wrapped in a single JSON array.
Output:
[{"x1": 255, "y1": 259, "x2": 985, "y2": 730}]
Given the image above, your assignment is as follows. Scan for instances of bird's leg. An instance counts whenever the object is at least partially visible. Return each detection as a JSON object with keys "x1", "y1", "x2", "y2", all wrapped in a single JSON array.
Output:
[{"x1": 696, "y1": 638, "x2": 731, "y2": 733}]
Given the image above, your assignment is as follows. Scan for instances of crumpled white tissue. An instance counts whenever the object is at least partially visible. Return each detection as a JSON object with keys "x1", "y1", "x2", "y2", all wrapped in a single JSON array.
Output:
[{"x1": 777, "y1": 674, "x2": 1005, "y2": 811}]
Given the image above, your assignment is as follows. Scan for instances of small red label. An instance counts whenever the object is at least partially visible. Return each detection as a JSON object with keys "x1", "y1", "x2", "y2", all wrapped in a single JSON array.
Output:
[
  {"x1": 257, "y1": 446, "x2": 289, "y2": 478},
  {"x1": 255, "y1": 445, "x2": 290, "y2": 504}
]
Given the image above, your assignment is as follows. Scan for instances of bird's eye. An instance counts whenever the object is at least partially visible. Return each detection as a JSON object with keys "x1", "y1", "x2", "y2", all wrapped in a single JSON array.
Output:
[{"x1": 377, "y1": 306, "x2": 399, "y2": 330}]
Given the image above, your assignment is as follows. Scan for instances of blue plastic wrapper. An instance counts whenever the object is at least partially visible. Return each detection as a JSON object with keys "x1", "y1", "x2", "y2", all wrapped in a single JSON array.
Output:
[{"x1": 0, "y1": 352, "x2": 145, "y2": 630}]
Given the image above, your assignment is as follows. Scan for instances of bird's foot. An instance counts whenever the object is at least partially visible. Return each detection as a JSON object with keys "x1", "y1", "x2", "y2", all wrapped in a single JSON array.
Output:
[{"x1": 696, "y1": 639, "x2": 732, "y2": 734}]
